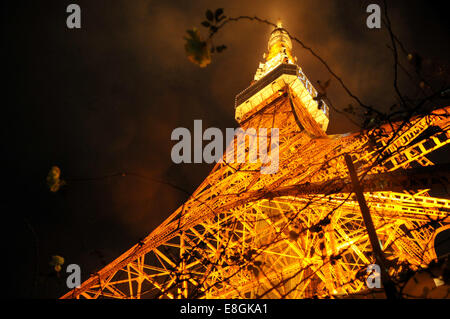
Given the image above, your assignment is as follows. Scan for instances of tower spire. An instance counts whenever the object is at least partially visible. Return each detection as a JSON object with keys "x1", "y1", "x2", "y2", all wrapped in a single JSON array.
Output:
[
  {"x1": 254, "y1": 21, "x2": 295, "y2": 81},
  {"x1": 235, "y1": 22, "x2": 329, "y2": 132},
  {"x1": 276, "y1": 19, "x2": 283, "y2": 28}
]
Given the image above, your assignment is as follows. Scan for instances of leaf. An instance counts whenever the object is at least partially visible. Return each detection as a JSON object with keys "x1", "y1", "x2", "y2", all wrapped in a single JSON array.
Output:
[
  {"x1": 214, "y1": 8, "x2": 224, "y2": 21},
  {"x1": 331, "y1": 254, "x2": 342, "y2": 261},
  {"x1": 217, "y1": 15, "x2": 227, "y2": 22},
  {"x1": 289, "y1": 230, "x2": 299, "y2": 241},
  {"x1": 319, "y1": 242, "x2": 326, "y2": 251},
  {"x1": 317, "y1": 79, "x2": 331, "y2": 91},
  {"x1": 216, "y1": 44, "x2": 227, "y2": 53},
  {"x1": 46, "y1": 165, "x2": 66, "y2": 192},
  {"x1": 201, "y1": 21, "x2": 210, "y2": 28},
  {"x1": 319, "y1": 216, "x2": 331, "y2": 226},
  {"x1": 316, "y1": 99, "x2": 323, "y2": 110},
  {"x1": 183, "y1": 28, "x2": 211, "y2": 68},
  {"x1": 49, "y1": 255, "x2": 65, "y2": 266},
  {"x1": 49, "y1": 255, "x2": 65, "y2": 272},
  {"x1": 310, "y1": 224, "x2": 322, "y2": 233},
  {"x1": 205, "y1": 9, "x2": 214, "y2": 21}
]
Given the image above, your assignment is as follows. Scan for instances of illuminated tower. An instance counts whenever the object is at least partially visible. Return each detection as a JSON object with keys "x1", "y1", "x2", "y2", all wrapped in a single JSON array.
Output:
[{"x1": 62, "y1": 23, "x2": 449, "y2": 299}]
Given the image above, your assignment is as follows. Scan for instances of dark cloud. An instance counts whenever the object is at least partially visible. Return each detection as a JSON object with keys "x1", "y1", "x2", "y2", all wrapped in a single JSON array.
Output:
[{"x1": 4, "y1": 0, "x2": 449, "y2": 297}]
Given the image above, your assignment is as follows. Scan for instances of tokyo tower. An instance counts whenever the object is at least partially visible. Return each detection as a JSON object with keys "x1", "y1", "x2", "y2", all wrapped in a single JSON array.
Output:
[{"x1": 62, "y1": 22, "x2": 450, "y2": 299}]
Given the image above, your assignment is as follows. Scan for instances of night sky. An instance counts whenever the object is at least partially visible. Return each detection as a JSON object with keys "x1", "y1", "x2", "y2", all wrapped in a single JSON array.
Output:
[{"x1": 4, "y1": 0, "x2": 449, "y2": 298}]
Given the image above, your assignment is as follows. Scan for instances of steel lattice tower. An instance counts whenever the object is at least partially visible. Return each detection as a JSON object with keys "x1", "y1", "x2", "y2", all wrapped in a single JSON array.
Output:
[{"x1": 62, "y1": 23, "x2": 450, "y2": 299}]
